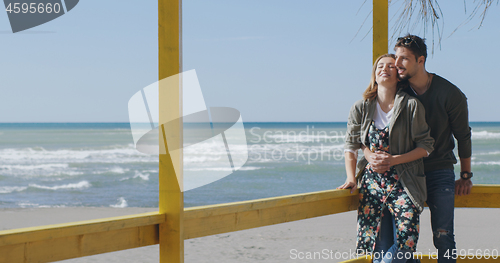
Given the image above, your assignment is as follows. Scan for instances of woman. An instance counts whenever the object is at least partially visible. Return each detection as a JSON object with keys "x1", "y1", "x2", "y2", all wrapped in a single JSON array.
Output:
[{"x1": 338, "y1": 54, "x2": 434, "y2": 263}]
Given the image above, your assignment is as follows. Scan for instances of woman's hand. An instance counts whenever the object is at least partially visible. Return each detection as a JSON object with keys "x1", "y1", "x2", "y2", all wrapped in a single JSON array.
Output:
[
  {"x1": 363, "y1": 148, "x2": 392, "y2": 173},
  {"x1": 337, "y1": 178, "x2": 358, "y2": 194}
]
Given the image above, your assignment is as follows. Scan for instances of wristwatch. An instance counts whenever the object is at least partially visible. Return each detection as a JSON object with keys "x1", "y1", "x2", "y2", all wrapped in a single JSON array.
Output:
[{"x1": 460, "y1": 171, "x2": 473, "y2": 180}]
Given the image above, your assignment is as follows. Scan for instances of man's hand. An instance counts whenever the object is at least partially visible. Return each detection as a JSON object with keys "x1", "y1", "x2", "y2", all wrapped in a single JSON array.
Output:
[
  {"x1": 455, "y1": 178, "x2": 472, "y2": 196},
  {"x1": 363, "y1": 148, "x2": 391, "y2": 173}
]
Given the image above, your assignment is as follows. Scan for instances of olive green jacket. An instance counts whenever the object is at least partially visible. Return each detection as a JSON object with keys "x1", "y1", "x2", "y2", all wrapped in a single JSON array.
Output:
[{"x1": 344, "y1": 90, "x2": 434, "y2": 212}]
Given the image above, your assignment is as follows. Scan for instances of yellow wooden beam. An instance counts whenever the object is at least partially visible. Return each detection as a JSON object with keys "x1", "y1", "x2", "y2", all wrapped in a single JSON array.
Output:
[
  {"x1": 184, "y1": 189, "x2": 359, "y2": 239},
  {"x1": 339, "y1": 256, "x2": 372, "y2": 263},
  {"x1": 0, "y1": 225, "x2": 158, "y2": 263},
  {"x1": 182, "y1": 185, "x2": 500, "y2": 239},
  {"x1": 455, "y1": 184, "x2": 500, "y2": 208},
  {"x1": 0, "y1": 212, "x2": 164, "y2": 247},
  {"x1": 159, "y1": 0, "x2": 183, "y2": 263},
  {"x1": 373, "y1": 0, "x2": 388, "y2": 63},
  {"x1": 0, "y1": 212, "x2": 164, "y2": 262}
]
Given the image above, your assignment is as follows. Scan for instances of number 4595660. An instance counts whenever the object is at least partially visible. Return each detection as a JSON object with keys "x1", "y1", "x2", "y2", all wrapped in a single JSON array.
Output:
[
  {"x1": 6, "y1": 3, "x2": 62, "y2": 14},
  {"x1": 444, "y1": 249, "x2": 499, "y2": 259}
]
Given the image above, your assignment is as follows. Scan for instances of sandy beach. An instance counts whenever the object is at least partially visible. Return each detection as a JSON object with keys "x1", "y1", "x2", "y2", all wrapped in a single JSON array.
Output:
[{"x1": 1, "y1": 207, "x2": 499, "y2": 262}]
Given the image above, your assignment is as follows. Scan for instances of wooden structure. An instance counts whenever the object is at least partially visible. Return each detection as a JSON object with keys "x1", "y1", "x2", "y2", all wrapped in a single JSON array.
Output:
[
  {"x1": 0, "y1": 0, "x2": 497, "y2": 262},
  {"x1": 1, "y1": 186, "x2": 499, "y2": 262}
]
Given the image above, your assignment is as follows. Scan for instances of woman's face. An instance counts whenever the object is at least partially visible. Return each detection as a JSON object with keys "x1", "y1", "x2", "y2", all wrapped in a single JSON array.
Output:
[{"x1": 375, "y1": 57, "x2": 398, "y2": 86}]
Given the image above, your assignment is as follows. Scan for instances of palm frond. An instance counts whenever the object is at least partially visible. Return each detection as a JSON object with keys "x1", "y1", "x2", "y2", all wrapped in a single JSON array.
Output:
[
  {"x1": 388, "y1": 0, "x2": 499, "y2": 54},
  {"x1": 390, "y1": 0, "x2": 443, "y2": 54}
]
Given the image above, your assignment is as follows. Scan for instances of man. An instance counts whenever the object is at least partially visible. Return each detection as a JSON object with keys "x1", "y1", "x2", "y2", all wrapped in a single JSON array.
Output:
[{"x1": 364, "y1": 34, "x2": 473, "y2": 263}]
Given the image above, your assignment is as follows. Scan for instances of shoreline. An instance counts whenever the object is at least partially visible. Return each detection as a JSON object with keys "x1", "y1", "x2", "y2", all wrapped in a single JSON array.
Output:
[{"x1": 1, "y1": 208, "x2": 499, "y2": 262}]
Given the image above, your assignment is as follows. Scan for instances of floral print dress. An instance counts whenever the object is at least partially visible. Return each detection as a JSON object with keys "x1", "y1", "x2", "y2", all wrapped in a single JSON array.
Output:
[{"x1": 356, "y1": 121, "x2": 420, "y2": 253}]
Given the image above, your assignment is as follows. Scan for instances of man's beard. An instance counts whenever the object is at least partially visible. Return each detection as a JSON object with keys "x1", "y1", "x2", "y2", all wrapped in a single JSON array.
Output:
[
  {"x1": 397, "y1": 70, "x2": 412, "y2": 81},
  {"x1": 398, "y1": 74, "x2": 410, "y2": 81}
]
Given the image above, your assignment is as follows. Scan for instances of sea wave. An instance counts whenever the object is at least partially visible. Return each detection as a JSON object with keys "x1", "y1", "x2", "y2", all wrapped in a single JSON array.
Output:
[
  {"x1": 14, "y1": 202, "x2": 67, "y2": 208},
  {"x1": 185, "y1": 166, "x2": 263, "y2": 172},
  {"x1": 474, "y1": 151, "x2": 500, "y2": 156},
  {"x1": 0, "y1": 146, "x2": 156, "y2": 164},
  {"x1": 110, "y1": 197, "x2": 128, "y2": 208},
  {"x1": 119, "y1": 171, "x2": 150, "y2": 181},
  {"x1": 472, "y1": 131, "x2": 500, "y2": 139},
  {"x1": 184, "y1": 156, "x2": 223, "y2": 164},
  {"x1": 264, "y1": 133, "x2": 345, "y2": 143},
  {"x1": 472, "y1": 161, "x2": 500, "y2": 166},
  {"x1": 0, "y1": 163, "x2": 83, "y2": 178},
  {"x1": 186, "y1": 142, "x2": 345, "y2": 165},
  {"x1": 92, "y1": 167, "x2": 129, "y2": 174},
  {"x1": 0, "y1": 163, "x2": 69, "y2": 170},
  {"x1": 17, "y1": 202, "x2": 40, "y2": 208},
  {"x1": 183, "y1": 140, "x2": 231, "y2": 155},
  {"x1": 0, "y1": 186, "x2": 28, "y2": 194},
  {"x1": 142, "y1": 169, "x2": 158, "y2": 173},
  {"x1": 28, "y1": 181, "x2": 91, "y2": 190},
  {"x1": 133, "y1": 171, "x2": 149, "y2": 180}
]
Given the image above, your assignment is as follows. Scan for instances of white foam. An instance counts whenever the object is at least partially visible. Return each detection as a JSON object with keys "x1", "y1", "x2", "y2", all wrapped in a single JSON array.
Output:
[
  {"x1": 474, "y1": 151, "x2": 500, "y2": 156},
  {"x1": 185, "y1": 141, "x2": 345, "y2": 166},
  {"x1": 0, "y1": 186, "x2": 28, "y2": 194},
  {"x1": 0, "y1": 165, "x2": 83, "y2": 178},
  {"x1": 185, "y1": 166, "x2": 262, "y2": 172},
  {"x1": 120, "y1": 171, "x2": 150, "y2": 181},
  {"x1": 109, "y1": 167, "x2": 128, "y2": 174},
  {"x1": 38, "y1": 205, "x2": 67, "y2": 208},
  {"x1": 17, "y1": 202, "x2": 39, "y2": 208},
  {"x1": 183, "y1": 140, "x2": 228, "y2": 155},
  {"x1": 142, "y1": 169, "x2": 158, "y2": 173},
  {"x1": 472, "y1": 161, "x2": 500, "y2": 166},
  {"x1": 265, "y1": 133, "x2": 345, "y2": 143},
  {"x1": 0, "y1": 163, "x2": 85, "y2": 178},
  {"x1": 40, "y1": 178, "x2": 64, "y2": 182},
  {"x1": 133, "y1": 171, "x2": 149, "y2": 181},
  {"x1": 0, "y1": 163, "x2": 69, "y2": 170},
  {"x1": 58, "y1": 171, "x2": 85, "y2": 176},
  {"x1": 472, "y1": 131, "x2": 500, "y2": 139},
  {"x1": 110, "y1": 197, "x2": 128, "y2": 208},
  {"x1": 0, "y1": 146, "x2": 156, "y2": 164},
  {"x1": 184, "y1": 156, "x2": 223, "y2": 164},
  {"x1": 29, "y1": 181, "x2": 91, "y2": 190},
  {"x1": 93, "y1": 167, "x2": 129, "y2": 174}
]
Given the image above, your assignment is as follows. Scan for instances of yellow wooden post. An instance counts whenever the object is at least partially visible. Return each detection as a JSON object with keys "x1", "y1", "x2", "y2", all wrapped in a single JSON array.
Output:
[
  {"x1": 159, "y1": 0, "x2": 183, "y2": 263},
  {"x1": 373, "y1": 0, "x2": 388, "y2": 63}
]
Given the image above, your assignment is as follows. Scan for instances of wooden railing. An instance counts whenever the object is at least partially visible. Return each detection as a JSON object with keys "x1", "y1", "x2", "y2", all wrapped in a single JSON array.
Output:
[
  {"x1": 1, "y1": 185, "x2": 499, "y2": 262},
  {"x1": 0, "y1": 212, "x2": 163, "y2": 263}
]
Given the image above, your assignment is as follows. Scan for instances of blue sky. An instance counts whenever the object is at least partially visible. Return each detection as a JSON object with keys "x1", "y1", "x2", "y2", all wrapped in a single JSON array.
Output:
[{"x1": 1, "y1": 1, "x2": 499, "y2": 122}]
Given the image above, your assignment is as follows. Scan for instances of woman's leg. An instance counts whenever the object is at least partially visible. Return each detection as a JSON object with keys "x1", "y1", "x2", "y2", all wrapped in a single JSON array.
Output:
[
  {"x1": 374, "y1": 208, "x2": 417, "y2": 263},
  {"x1": 373, "y1": 207, "x2": 395, "y2": 263}
]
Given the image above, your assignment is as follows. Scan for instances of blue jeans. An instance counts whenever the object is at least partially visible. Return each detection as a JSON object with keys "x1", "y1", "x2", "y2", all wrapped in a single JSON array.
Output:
[
  {"x1": 425, "y1": 169, "x2": 457, "y2": 263},
  {"x1": 373, "y1": 208, "x2": 417, "y2": 263}
]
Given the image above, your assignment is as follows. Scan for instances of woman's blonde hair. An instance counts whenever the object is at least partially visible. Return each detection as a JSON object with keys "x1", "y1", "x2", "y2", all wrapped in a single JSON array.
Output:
[{"x1": 362, "y1": 53, "x2": 397, "y2": 101}]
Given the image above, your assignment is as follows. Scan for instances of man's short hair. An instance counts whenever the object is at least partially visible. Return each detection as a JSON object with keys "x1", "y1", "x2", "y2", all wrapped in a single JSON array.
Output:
[{"x1": 395, "y1": 34, "x2": 427, "y2": 61}]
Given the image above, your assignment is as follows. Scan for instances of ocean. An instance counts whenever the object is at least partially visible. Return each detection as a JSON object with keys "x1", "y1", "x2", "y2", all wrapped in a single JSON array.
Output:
[{"x1": 0, "y1": 122, "x2": 499, "y2": 209}]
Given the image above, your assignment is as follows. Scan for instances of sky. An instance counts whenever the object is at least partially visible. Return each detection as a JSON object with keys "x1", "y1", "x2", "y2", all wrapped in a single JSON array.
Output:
[{"x1": 1, "y1": 0, "x2": 499, "y2": 122}]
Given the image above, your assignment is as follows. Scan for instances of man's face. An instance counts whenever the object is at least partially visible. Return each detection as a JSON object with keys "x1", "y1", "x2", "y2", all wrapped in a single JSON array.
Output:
[{"x1": 395, "y1": 47, "x2": 419, "y2": 81}]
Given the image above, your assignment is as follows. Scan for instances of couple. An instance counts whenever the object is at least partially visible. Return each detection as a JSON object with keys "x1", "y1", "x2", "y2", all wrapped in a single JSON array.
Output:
[{"x1": 338, "y1": 35, "x2": 472, "y2": 263}]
